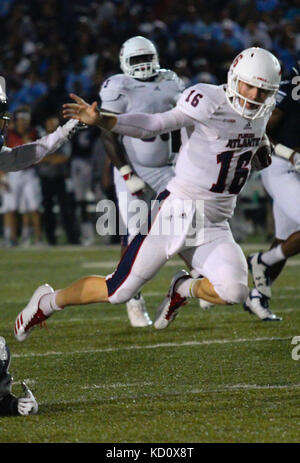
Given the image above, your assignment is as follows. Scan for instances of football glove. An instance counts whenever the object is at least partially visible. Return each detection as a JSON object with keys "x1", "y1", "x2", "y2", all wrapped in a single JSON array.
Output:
[
  {"x1": 119, "y1": 165, "x2": 146, "y2": 196},
  {"x1": 17, "y1": 381, "x2": 38, "y2": 416},
  {"x1": 251, "y1": 136, "x2": 273, "y2": 171}
]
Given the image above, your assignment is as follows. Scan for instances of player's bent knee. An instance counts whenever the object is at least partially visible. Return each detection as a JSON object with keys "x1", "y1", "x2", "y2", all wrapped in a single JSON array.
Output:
[
  {"x1": 107, "y1": 273, "x2": 147, "y2": 305},
  {"x1": 222, "y1": 283, "x2": 249, "y2": 305},
  {"x1": 109, "y1": 288, "x2": 136, "y2": 304}
]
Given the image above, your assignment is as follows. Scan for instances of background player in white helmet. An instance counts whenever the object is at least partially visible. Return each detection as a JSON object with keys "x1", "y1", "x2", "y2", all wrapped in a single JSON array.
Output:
[
  {"x1": 14, "y1": 47, "x2": 281, "y2": 339},
  {"x1": 99, "y1": 36, "x2": 185, "y2": 327},
  {"x1": 245, "y1": 64, "x2": 300, "y2": 321}
]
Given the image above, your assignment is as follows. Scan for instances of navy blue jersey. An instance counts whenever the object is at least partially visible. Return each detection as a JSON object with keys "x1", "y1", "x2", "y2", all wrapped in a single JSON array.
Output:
[
  {"x1": 70, "y1": 126, "x2": 100, "y2": 160},
  {"x1": 275, "y1": 79, "x2": 300, "y2": 148}
]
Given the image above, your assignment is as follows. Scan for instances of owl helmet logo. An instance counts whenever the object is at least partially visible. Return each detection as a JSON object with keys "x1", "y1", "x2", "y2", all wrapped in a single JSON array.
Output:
[
  {"x1": 226, "y1": 47, "x2": 281, "y2": 120},
  {"x1": 120, "y1": 36, "x2": 160, "y2": 80}
]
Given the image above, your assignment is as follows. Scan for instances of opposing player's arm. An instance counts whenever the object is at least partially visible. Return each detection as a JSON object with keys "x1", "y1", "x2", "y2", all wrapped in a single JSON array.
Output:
[
  {"x1": 63, "y1": 93, "x2": 195, "y2": 138},
  {"x1": 267, "y1": 93, "x2": 300, "y2": 170},
  {"x1": 100, "y1": 97, "x2": 146, "y2": 195},
  {"x1": 101, "y1": 128, "x2": 146, "y2": 195},
  {"x1": 100, "y1": 129, "x2": 127, "y2": 169},
  {"x1": 268, "y1": 108, "x2": 300, "y2": 168},
  {"x1": 0, "y1": 119, "x2": 80, "y2": 172}
]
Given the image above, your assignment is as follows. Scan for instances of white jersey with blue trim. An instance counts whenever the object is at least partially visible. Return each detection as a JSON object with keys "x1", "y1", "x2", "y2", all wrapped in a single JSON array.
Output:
[
  {"x1": 167, "y1": 83, "x2": 270, "y2": 221},
  {"x1": 99, "y1": 69, "x2": 185, "y2": 192}
]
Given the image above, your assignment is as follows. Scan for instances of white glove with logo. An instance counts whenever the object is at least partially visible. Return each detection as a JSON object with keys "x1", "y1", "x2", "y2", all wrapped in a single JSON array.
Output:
[
  {"x1": 119, "y1": 165, "x2": 146, "y2": 195},
  {"x1": 17, "y1": 382, "x2": 38, "y2": 416}
]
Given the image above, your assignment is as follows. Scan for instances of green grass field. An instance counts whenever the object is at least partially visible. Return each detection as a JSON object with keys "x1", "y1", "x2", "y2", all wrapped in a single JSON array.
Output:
[{"x1": 0, "y1": 243, "x2": 299, "y2": 443}]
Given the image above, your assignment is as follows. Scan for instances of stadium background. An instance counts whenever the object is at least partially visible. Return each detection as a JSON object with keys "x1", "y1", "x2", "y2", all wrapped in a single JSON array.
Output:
[
  {"x1": 0, "y1": 0, "x2": 299, "y2": 246},
  {"x1": 1, "y1": 0, "x2": 300, "y2": 445}
]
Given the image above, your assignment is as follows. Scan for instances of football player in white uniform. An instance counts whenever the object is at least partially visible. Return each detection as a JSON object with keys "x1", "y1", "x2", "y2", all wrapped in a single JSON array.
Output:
[
  {"x1": 14, "y1": 47, "x2": 281, "y2": 339},
  {"x1": 245, "y1": 65, "x2": 300, "y2": 320},
  {"x1": 99, "y1": 36, "x2": 185, "y2": 327}
]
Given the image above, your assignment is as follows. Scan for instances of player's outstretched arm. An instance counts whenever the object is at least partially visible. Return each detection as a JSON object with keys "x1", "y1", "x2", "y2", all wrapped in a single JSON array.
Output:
[
  {"x1": 63, "y1": 93, "x2": 118, "y2": 130},
  {"x1": 63, "y1": 93, "x2": 194, "y2": 139},
  {"x1": 0, "y1": 119, "x2": 80, "y2": 173}
]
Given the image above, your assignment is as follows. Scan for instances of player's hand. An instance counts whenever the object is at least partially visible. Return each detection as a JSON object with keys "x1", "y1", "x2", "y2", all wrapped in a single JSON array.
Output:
[
  {"x1": 119, "y1": 165, "x2": 146, "y2": 195},
  {"x1": 63, "y1": 94, "x2": 100, "y2": 126},
  {"x1": 17, "y1": 382, "x2": 38, "y2": 416},
  {"x1": 251, "y1": 136, "x2": 273, "y2": 171}
]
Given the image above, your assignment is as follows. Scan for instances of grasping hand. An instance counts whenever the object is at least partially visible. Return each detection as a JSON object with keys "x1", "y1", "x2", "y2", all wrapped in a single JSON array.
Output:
[{"x1": 62, "y1": 93, "x2": 101, "y2": 126}]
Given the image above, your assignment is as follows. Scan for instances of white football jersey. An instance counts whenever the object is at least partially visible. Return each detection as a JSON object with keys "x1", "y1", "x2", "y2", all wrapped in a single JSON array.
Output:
[
  {"x1": 99, "y1": 70, "x2": 185, "y2": 192},
  {"x1": 167, "y1": 83, "x2": 270, "y2": 222}
]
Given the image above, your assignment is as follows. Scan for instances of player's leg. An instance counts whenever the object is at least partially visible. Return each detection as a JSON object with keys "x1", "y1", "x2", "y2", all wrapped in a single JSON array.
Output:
[
  {"x1": 26, "y1": 174, "x2": 42, "y2": 244},
  {"x1": 114, "y1": 167, "x2": 153, "y2": 327},
  {"x1": 246, "y1": 203, "x2": 299, "y2": 321},
  {"x1": 74, "y1": 159, "x2": 95, "y2": 246},
  {"x1": 14, "y1": 235, "x2": 167, "y2": 341},
  {"x1": 19, "y1": 179, "x2": 33, "y2": 246},
  {"x1": 40, "y1": 176, "x2": 57, "y2": 245},
  {"x1": 1, "y1": 173, "x2": 19, "y2": 246},
  {"x1": 14, "y1": 190, "x2": 172, "y2": 341},
  {"x1": 3, "y1": 211, "x2": 18, "y2": 246},
  {"x1": 245, "y1": 165, "x2": 300, "y2": 319},
  {"x1": 155, "y1": 233, "x2": 249, "y2": 329},
  {"x1": 248, "y1": 166, "x2": 300, "y2": 292}
]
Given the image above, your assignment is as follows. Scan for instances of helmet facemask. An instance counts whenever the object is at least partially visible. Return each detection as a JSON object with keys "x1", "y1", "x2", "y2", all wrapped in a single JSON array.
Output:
[
  {"x1": 226, "y1": 47, "x2": 281, "y2": 120},
  {"x1": 227, "y1": 74, "x2": 277, "y2": 120},
  {"x1": 120, "y1": 36, "x2": 160, "y2": 80}
]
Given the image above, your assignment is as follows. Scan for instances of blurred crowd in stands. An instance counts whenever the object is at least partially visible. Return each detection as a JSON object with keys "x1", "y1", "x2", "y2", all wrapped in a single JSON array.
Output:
[{"x1": 0, "y1": 0, "x2": 299, "y2": 246}]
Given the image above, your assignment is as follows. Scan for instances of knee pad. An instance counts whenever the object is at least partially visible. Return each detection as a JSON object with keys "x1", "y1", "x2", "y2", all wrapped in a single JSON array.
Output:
[{"x1": 0, "y1": 337, "x2": 12, "y2": 398}]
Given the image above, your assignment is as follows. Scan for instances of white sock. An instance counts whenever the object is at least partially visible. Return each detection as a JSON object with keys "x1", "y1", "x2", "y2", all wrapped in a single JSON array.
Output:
[
  {"x1": 175, "y1": 278, "x2": 197, "y2": 298},
  {"x1": 4, "y1": 226, "x2": 11, "y2": 241},
  {"x1": 190, "y1": 269, "x2": 201, "y2": 278},
  {"x1": 21, "y1": 226, "x2": 31, "y2": 240},
  {"x1": 261, "y1": 245, "x2": 286, "y2": 266},
  {"x1": 251, "y1": 288, "x2": 262, "y2": 298},
  {"x1": 39, "y1": 290, "x2": 63, "y2": 316}
]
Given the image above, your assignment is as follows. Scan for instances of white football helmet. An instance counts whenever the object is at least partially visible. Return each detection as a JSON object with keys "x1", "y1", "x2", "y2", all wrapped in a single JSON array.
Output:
[
  {"x1": 119, "y1": 36, "x2": 160, "y2": 80},
  {"x1": 226, "y1": 47, "x2": 281, "y2": 120}
]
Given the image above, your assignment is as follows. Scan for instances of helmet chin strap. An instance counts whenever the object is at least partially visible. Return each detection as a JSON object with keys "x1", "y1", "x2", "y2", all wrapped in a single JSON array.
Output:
[
  {"x1": 233, "y1": 95, "x2": 258, "y2": 118},
  {"x1": 227, "y1": 78, "x2": 269, "y2": 120}
]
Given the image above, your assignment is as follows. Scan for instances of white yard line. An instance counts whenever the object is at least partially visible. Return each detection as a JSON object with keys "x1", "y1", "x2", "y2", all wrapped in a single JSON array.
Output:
[
  {"x1": 81, "y1": 381, "x2": 154, "y2": 390},
  {"x1": 12, "y1": 335, "x2": 291, "y2": 359},
  {"x1": 80, "y1": 381, "x2": 300, "y2": 392},
  {"x1": 40, "y1": 381, "x2": 300, "y2": 406}
]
